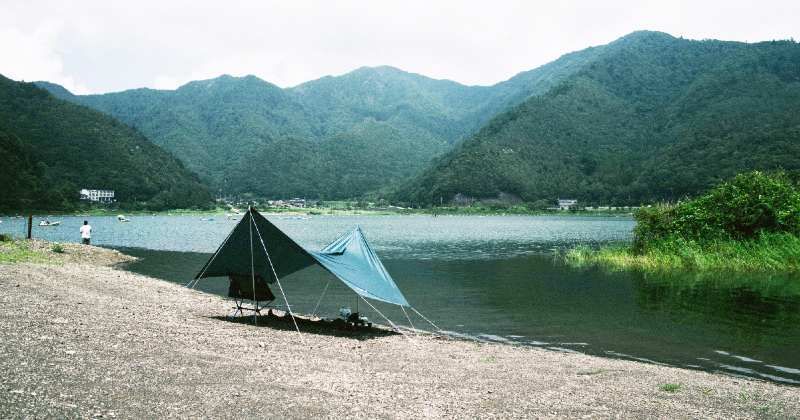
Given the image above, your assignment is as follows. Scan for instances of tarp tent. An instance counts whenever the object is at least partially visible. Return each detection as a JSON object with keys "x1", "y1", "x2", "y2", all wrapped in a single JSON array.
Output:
[
  {"x1": 310, "y1": 227, "x2": 409, "y2": 307},
  {"x1": 194, "y1": 209, "x2": 317, "y2": 283},
  {"x1": 192, "y1": 208, "x2": 425, "y2": 330}
]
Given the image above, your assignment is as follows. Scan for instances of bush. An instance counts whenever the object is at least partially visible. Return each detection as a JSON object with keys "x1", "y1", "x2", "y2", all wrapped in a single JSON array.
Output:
[
  {"x1": 659, "y1": 383, "x2": 681, "y2": 393},
  {"x1": 0, "y1": 234, "x2": 11, "y2": 242},
  {"x1": 633, "y1": 171, "x2": 800, "y2": 252},
  {"x1": 51, "y1": 244, "x2": 65, "y2": 254}
]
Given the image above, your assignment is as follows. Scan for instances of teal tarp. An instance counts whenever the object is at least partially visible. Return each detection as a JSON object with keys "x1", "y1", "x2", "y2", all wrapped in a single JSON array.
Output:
[
  {"x1": 195, "y1": 208, "x2": 410, "y2": 307},
  {"x1": 310, "y1": 227, "x2": 409, "y2": 307}
]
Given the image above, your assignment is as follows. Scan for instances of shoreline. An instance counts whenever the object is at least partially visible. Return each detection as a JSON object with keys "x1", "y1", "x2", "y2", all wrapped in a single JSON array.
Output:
[
  {"x1": 1, "y1": 207, "x2": 637, "y2": 218},
  {"x1": 1, "y1": 243, "x2": 799, "y2": 417}
]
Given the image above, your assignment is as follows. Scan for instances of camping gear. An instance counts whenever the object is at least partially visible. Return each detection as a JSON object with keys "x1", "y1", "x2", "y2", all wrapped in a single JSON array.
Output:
[
  {"x1": 227, "y1": 274, "x2": 275, "y2": 317},
  {"x1": 189, "y1": 207, "x2": 437, "y2": 334}
]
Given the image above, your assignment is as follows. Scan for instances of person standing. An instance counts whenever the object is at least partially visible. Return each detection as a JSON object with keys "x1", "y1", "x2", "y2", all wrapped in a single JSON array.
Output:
[{"x1": 80, "y1": 220, "x2": 92, "y2": 245}]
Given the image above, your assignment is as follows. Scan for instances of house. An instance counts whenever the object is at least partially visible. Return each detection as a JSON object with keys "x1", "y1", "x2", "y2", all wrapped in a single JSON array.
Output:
[
  {"x1": 557, "y1": 199, "x2": 578, "y2": 210},
  {"x1": 79, "y1": 189, "x2": 115, "y2": 203}
]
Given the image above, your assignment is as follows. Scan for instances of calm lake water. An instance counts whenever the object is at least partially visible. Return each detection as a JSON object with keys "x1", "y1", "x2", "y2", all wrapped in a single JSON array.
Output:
[{"x1": 3, "y1": 214, "x2": 799, "y2": 385}]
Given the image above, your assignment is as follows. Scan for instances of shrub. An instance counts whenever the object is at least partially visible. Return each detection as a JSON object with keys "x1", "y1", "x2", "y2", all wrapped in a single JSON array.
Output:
[
  {"x1": 51, "y1": 244, "x2": 65, "y2": 254},
  {"x1": 0, "y1": 234, "x2": 11, "y2": 242},
  {"x1": 659, "y1": 383, "x2": 681, "y2": 393},
  {"x1": 633, "y1": 171, "x2": 800, "y2": 252}
]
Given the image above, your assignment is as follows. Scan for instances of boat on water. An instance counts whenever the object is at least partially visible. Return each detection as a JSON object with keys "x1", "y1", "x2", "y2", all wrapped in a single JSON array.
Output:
[
  {"x1": 39, "y1": 220, "x2": 61, "y2": 227},
  {"x1": 117, "y1": 215, "x2": 131, "y2": 222},
  {"x1": 200, "y1": 217, "x2": 215, "y2": 221}
]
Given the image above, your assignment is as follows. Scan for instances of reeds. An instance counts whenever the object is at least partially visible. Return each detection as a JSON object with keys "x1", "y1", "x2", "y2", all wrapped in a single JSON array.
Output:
[{"x1": 564, "y1": 233, "x2": 800, "y2": 273}]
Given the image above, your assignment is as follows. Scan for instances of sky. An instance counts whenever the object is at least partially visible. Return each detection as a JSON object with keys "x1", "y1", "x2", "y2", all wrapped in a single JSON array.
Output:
[{"x1": 2, "y1": 0, "x2": 798, "y2": 94}]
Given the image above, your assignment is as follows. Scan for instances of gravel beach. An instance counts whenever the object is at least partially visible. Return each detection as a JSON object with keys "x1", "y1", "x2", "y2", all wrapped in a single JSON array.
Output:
[{"x1": 1, "y1": 243, "x2": 798, "y2": 418}]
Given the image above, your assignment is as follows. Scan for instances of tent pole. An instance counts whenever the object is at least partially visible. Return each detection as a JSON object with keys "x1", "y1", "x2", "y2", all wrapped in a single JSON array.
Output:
[
  {"x1": 311, "y1": 279, "x2": 331, "y2": 318},
  {"x1": 249, "y1": 211, "x2": 257, "y2": 326},
  {"x1": 251, "y1": 217, "x2": 302, "y2": 336}
]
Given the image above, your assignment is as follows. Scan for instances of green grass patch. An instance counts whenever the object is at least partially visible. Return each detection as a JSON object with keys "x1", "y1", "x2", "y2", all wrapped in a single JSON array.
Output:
[
  {"x1": 51, "y1": 243, "x2": 65, "y2": 254},
  {"x1": 565, "y1": 233, "x2": 800, "y2": 273},
  {"x1": 659, "y1": 383, "x2": 681, "y2": 393},
  {"x1": 0, "y1": 239, "x2": 50, "y2": 264}
]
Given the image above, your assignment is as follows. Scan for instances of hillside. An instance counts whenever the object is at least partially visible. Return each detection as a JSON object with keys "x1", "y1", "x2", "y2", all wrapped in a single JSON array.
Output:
[
  {"x1": 397, "y1": 32, "x2": 800, "y2": 206},
  {"x1": 38, "y1": 57, "x2": 598, "y2": 199},
  {"x1": 0, "y1": 75, "x2": 212, "y2": 211}
]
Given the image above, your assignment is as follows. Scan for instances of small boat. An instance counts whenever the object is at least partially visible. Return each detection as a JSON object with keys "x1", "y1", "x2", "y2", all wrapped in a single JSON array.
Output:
[
  {"x1": 200, "y1": 217, "x2": 215, "y2": 221},
  {"x1": 39, "y1": 220, "x2": 61, "y2": 227},
  {"x1": 117, "y1": 215, "x2": 131, "y2": 222}
]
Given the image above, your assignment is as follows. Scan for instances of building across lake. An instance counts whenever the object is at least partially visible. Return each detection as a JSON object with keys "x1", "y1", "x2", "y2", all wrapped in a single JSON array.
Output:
[
  {"x1": 557, "y1": 199, "x2": 578, "y2": 210},
  {"x1": 79, "y1": 189, "x2": 115, "y2": 203}
]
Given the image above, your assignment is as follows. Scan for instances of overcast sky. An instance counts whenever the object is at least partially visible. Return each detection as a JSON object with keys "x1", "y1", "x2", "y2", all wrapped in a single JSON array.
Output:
[{"x1": 2, "y1": 0, "x2": 798, "y2": 94}]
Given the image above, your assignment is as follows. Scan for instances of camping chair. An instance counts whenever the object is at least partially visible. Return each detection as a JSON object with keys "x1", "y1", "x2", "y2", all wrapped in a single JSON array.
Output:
[{"x1": 227, "y1": 273, "x2": 276, "y2": 318}]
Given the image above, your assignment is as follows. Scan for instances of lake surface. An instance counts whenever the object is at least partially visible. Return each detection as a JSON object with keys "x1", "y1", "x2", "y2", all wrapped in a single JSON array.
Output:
[{"x1": 3, "y1": 214, "x2": 799, "y2": 385}]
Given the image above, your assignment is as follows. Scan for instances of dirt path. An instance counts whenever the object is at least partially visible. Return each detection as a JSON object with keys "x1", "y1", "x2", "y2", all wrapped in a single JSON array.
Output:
[{"x1": 0, "y1": 244, "x2": 798, "y2": 418}]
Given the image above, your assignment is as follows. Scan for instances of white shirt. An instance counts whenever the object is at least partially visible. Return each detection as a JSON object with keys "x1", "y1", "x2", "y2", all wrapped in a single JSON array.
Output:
[{"x1": 80, "y1": 225, "x2": 92, "y2": 239}]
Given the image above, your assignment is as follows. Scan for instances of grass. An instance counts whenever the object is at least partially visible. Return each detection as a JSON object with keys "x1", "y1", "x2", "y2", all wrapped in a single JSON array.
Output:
[
  {"x1": 564, "y1": 233, "x2": 800, "y2": 273},
  {"x1": 0, "y1": 238, "x2": 51, "y2": 264},
  {"x1": 51, "y1": 243, "x2": 65, "y2": 254},
  {"x1": 659, "y1": 383, "x2": 681, "y2": 393}
]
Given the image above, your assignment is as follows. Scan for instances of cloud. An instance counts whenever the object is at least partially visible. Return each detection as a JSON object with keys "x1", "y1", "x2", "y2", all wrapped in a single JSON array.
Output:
[
  {"x1": 0, "y1": 21, "x2": 90, "y2": 94},
  {"x1": 1, "y1": 0, "x2": 798, "y2": 94}
]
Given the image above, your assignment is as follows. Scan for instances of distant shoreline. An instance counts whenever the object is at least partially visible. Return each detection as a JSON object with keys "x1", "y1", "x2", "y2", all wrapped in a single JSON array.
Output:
[{"x1": 1, "y1": 206, "x2": 637, "y2": 218}]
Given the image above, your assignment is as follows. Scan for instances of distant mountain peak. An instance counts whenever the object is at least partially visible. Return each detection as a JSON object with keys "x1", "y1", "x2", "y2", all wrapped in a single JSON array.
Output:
[
  {"x1": 618, "y1": 30, "x2": 676, "y2": 41},
  {"x1": 32, "y1": 81, "x2": 74, "y2": 101},
  {"x1": 180, "y1": 73, "x2": 262, "y2": 87}
]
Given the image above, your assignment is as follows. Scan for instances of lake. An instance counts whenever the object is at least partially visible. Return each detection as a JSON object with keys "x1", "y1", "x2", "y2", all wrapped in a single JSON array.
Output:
[{"x1": 3, "y1": 214, "x2": 799, "y2": 385}]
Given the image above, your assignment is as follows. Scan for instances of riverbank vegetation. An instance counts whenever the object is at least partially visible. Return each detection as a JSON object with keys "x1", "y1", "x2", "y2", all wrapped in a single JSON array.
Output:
[
  {"x1": 0, "y1": 236, "x2": 49, "y2": 264},
  {"x1": 566, "y1": 171, "x2": 800, "y2": 272}
]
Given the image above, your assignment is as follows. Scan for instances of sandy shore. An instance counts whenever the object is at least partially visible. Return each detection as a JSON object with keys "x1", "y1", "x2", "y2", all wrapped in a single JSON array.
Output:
[{"x1": 1, "y1": 243, "x2": 799, "y2": 418}]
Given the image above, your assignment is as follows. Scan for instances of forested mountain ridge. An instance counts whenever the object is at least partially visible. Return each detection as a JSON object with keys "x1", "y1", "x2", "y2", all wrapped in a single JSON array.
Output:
[
  {"x1": 0, "y1": 75, "x2": 212, "y2": 211},
  {"x1": 396, "y1": 31, "x2": 800, "y2": 206},
  {"x1": 37, "y1": 49, "x2": 601, "y2": 198}
]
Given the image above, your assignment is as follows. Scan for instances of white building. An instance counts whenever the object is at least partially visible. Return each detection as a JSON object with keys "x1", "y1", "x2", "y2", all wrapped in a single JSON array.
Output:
[
  {"x1": 557, "y1": 199, "x2": 578, "y2": 210},
  {"x1": 79, "y1": 189, "x2": 115, "y2": 203}
]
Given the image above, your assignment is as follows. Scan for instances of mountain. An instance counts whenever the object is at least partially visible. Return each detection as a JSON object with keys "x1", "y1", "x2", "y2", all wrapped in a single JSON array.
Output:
[
  {"x1": 38, "y1": 57, "x2": 597, "y2": 199},
  {"x1": 0, "y1": 75, "x2": 212, "y2": 211},
  {"x1": 396, "y1": 31, "x2": 800, "y2": 206}
]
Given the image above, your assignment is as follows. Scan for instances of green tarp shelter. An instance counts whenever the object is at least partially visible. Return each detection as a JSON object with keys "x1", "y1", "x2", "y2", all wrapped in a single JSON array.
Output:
[
  {"x1": 194, "y1": 209, "x2": 317, "y2": 284},
  {"x1": 193, "y1": 207, "x2": 415, "y2": 317}
]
